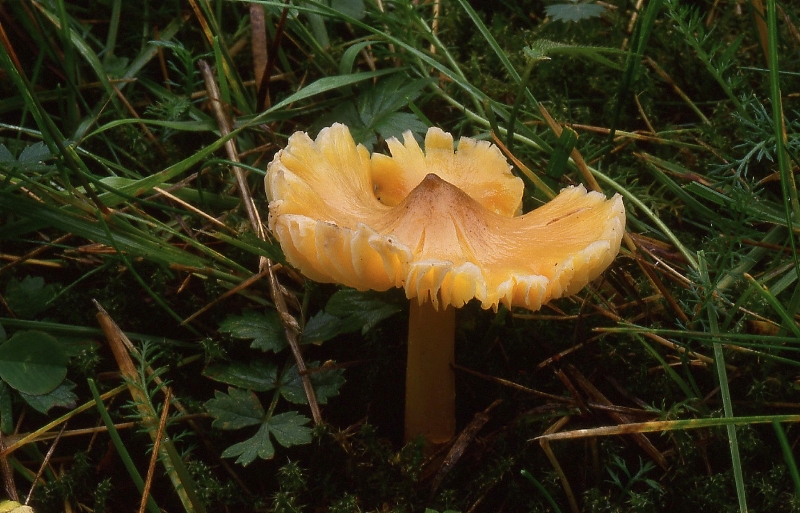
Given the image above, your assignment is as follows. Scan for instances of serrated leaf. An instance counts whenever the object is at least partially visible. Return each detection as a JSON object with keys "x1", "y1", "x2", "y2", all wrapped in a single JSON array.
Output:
[
  {"x1": 278, "y1": 362, "x2": 345, "y2": 405},
  {"x1": 202, "y1": 360, "x2": 278, "y2": 392},
  {"x1": 218, "y1": 310, "x2": 287, "y2": 353},
  {"x1": 302, "y1": 311, "x2": 344, "y2": 344},
  {"x1": 221, "y1": 422, "x2": 274, "y2": 465},
  {"x1": 313, "y1": 76, "x2": 429, "y2": 149},
  {"x1": 4, "y1": 276, "x2": 57, "y2": 319},
  {"x1": 524, "y1": 39, "x2": 572, "y2": 61},
  {"x1": 20, "y1": 380, "x2": 78, "y2": 414},
  {"x1": 267, "y1": 411, "x2": 312, "y2": 447},
  {"x1": 523, "y1": 39, "x2": 623, "y2": 69},
  {"x1": 371, "y1": 112, "x2": 428, "y2": 147},
  {"x1": 18, "y1": 142, "x2": 52, "y2": 163},
  {"x1": 205, "y1": 387, "x2": 265, "y2": 430},
  {"x1": 545, "y1": 2, "x2": 606, "y2": 23},
  {"x1": 220, "y1": 411, "x2": 312, "y2": 466},
  {"x1": 354, "y1": 76, "x2": 429, "y2": 145},
  {"x1": 326, "y1": 289, "x2": 402, "y2": 334},
  {"x1": 0, "y1": 331, "x2": 67, "y2": 395}
]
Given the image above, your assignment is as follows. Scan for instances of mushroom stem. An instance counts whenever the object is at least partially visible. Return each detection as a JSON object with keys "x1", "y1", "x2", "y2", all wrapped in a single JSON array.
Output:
[{"x1": 404, "y1": 300, "x2": 456, "y2": 445}]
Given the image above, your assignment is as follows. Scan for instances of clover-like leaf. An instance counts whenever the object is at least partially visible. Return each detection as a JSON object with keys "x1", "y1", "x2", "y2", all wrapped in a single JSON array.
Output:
[
  {"x1": 0, "y1": 331, "x2": 67, "y2": 395},
  {"x1": 4, "y1": 276, "x2": 57, "y2": 319},
  {"x1": 205, "y1": 387, "x2": 265, "y2": 430},
  {"x1": 20, "y1": 380, "x2": 78, "y2": 414},
  {"x1": 218, "y1": 310, "x2": 287, "y2": 353}
]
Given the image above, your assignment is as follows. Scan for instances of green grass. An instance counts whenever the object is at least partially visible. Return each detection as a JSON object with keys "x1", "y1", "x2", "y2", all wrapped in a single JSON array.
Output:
[{"x1": 1, "y1": 0, "x2": 800, "y2": 511}]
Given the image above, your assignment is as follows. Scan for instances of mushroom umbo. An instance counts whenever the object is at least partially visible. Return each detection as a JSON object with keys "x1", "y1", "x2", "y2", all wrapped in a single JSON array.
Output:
[{"x1": 266, "y1": 123, "x2": 625, "y2": 446}]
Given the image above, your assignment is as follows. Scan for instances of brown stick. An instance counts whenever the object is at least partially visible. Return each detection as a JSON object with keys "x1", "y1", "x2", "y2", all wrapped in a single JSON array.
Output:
[
  {"x1": 198, "y1": 59, "x2": 321, "y2": 424},
  {"x1": 139, "y1": 388, "x2": 172, "y2": 513}
]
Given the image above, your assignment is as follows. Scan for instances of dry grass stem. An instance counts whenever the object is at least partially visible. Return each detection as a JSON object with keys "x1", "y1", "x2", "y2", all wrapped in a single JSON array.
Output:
[
  {"x1": 540, "y1": 415, "x2": 579, "y2": 513},
  {"x1": 25, "y1": 423, "x2": 67, "y2": 505},
  {"x1": 139, "y1": 387, "x2": 172, "y2": 513}
]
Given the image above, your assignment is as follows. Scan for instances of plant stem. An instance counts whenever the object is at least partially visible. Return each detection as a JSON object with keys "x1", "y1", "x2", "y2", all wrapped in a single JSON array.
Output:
[{"x1": 405, "y1": 300, "x2": 456, "y2": 445}]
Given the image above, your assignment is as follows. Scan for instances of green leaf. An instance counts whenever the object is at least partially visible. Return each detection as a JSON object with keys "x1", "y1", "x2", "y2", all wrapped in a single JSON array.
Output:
[
  {"x1": 277, "y1": 362, "x2": 345, "y2": 405},
  {"x1": 545, "y1": 2, "x2": 606, "y2": 22},
  {"x1": 326, "y1": 289, "x2": 402, "y2": 335},
  {"x1": 222, "y1": 422, "x2": 274, "y2": 465},
  {"x1": 354, "y1": 75, "x2": 429, "y2": 140},
  {"x1": 18, "y1": 142, "x2": 52, "y2": 164},
  {"x1": 202, "y1": 361, "x2": 278, "y2": 392},
  {"x1": 267, "y1": 411, "x2": 313, "y2": 448},
  {"x1": 205, "y1": 387, "x2": 265, "y2": 430},
  {"x1": 339, "y1": 41, "x2": 373, "y2": 75},
  {"x1": 302, "y1": 311, "x2": 344, "y2": 344},
  {"x1": 0, "y1": 381, "x2": 12, "y2": 433},
  {"x1": 269, "y1": 69, "x2": 397, "y2": 113},
  {"x1": 218, "y1": 310, "x2": 287, "y2": 353},
  {"x1": 0, "y1": 144, "x2": 14, "y2": 163},
  {"x1": 523, "y1": 40, "x2": 623, "y2": 70},
  {"x1": 20, "y1": 380, "x2": 78, "y2": 414},
  {"x1": 0, "y1": 331, "x2": 67, "y2": 395},
  {"x1": 220, "y1": 411, "x2": 313, "y2": 466},
  {"x1": 3, "y1": 276, "x2": 58, "y2": 319},
  {"x1": 545, "y1": 126, "x2": 578, "y2": 178},
  {"x1": 314, "y1": 76, "x2": 429, "y2": 149},
  {"x1": 209, "y1": 231, "x2": 287, "y2": 266},
  {"x1": 0, "y1": 142, "x2": 53, "y2": 172}
]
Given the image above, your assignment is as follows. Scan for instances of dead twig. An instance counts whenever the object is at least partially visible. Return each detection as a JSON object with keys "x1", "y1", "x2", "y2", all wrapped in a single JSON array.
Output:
[
  {"x1": 0, "y1": 430, "x2": 18, "y2": 501},
  {"x1": 567, "y1": 365, "x2": 668, "y2": 469},
  {"x1": 198, "y1": 59, "x2": 321, "y2": 425},
  {"x1": 540, "y1": 416, "x2": 579, "y2": 513},
  {"x1": 429, "y1": 399, "x2": 502, "y2": 496},
  {"x1": 26, "y1": 423, "x2": 67, "y2": 505}
]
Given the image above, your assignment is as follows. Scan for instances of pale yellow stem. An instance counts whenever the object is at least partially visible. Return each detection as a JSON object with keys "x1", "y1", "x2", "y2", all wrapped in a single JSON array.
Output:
[{"x1": 404, "y1": 300, "x2": 456, "y2": 445}]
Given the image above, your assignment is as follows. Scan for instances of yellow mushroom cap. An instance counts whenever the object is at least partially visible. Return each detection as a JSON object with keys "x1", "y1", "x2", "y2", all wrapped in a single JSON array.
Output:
[
  {"x1": 371, "y1": 127, "x2": 524, "y2": 216},
  {"x1": 266, "y1": 123, "x2": 626, "y2": 311}
]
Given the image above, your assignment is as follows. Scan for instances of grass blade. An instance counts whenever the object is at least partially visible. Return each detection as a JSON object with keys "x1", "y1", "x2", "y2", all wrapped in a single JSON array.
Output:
[
  {"x1": 699, "y1": 251, "x2": 748, "y2": 513},
  {"x1": 88, "y1": 379, "x2": 161, "y2": 513}
]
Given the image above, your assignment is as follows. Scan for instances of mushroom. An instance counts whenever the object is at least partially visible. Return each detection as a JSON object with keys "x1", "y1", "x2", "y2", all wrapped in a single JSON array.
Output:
[{"x1": 265, "y1": 123, "x2": 625, "y2": 446}]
